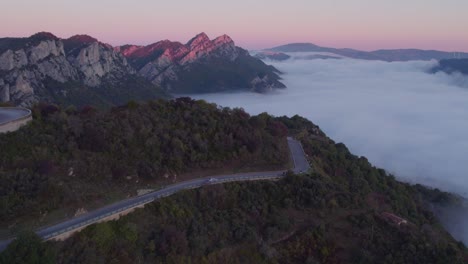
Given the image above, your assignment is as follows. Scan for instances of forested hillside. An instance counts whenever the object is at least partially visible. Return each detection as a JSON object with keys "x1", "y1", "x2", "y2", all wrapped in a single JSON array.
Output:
[
  {"x1": 431, "y1": 59, "x2": 468, "y2": 75},
  {"x1": 1, "y1": 114, "x2": 466, "y2": 263},
  {"x1": 0, "y1": 98, "x2": 289, "y2": 230}
]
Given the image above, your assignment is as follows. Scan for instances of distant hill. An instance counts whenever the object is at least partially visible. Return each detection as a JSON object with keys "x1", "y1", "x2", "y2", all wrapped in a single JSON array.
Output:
[
  {"x1": 431, "y1": 59, "x2": 468, "y2": 75},
  {"x1": 253, "y1": 51, "x2": 291, "y2": 61},
  {"x1": 268, "y1": 43, "x2": 468, "y2": 62}
]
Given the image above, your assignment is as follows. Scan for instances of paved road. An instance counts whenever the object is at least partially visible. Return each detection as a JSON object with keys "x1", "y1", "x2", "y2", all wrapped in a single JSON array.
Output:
[
  {"x1": 0, "y1": 137, "x2": 309, "y2": 251},
  {"x1": 0, "y1": 108, "x2": 31, "y2": 125}
]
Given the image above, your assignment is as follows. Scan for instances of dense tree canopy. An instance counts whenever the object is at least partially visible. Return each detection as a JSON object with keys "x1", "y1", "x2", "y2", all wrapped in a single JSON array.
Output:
[
  {"x1": 0, "y1": 101, "x2": 468, "y2": 264},
  {"x1": 2, "y1": 114, "x2": 466, "y2": 263},
  {"x1": 0, "y1": 98, "x2": 288, "y2": 225}
]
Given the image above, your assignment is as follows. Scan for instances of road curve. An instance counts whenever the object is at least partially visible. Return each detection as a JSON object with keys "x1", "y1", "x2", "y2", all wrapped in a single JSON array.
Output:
[
  {"x1": 0, "y1": 137, "x2": 309, "y2": 251},
  {"x1": 0, "y1": 108, "x2": 31, "y2": 125}
]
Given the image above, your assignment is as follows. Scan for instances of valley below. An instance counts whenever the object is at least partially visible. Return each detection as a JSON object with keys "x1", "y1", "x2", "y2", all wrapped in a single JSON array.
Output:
[{"x1": 187, "y1": 55, "x2": 468, "y2": 244}]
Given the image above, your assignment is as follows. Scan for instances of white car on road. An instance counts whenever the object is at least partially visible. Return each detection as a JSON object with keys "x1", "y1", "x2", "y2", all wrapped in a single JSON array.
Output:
[{"x1": 208, "y1": 178, "x2": 217, "y2": 183}]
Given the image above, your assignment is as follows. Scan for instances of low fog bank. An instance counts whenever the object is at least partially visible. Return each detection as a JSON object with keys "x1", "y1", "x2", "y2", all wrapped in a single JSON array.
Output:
[
  {"x1": 190, "y1": 57, "x2": 468, "y2": 195},
  {"x1": 434, "y1": 71, "x2": 468, "y2": 89},
  {"x1": 187, "y1": 56, "x2": 468, "y2": 243},
  {"x1": 432, "y1": 201, "x2": 468, "y2": 244}
]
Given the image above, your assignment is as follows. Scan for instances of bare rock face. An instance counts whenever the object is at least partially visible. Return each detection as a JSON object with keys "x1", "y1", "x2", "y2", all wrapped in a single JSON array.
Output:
[
  {"x1": 251, "y1": 75, "x2": 276, "y2": 93},
  {"x1": 180, "y1": 33, "x2": 216, "y2": 64},
  {"x1": 0, "y1": 79, "x2": 10, "y2": 102},
  {"x1": 0, "y1": 31, "x2": 284, "y2": 105},
  {"x1": 0, "y1": 33, "x2": 136, "y2": 106},
  {"x1": 69, "y1": 41, "x2": 133, "y2": 87},
  {"x1": 28, "y1": 40, "x2": 63, "y2": 63},
  {"x1": 210, "y1": 34, "x2": 239, "y2": 60},
  {"x1": 115, "y1": 45, "x2": 142, "y2": 57},
  {"x1": 120, "y1": 32, "x2": 283, "y2": 93},
  {"x1": 179, "y1": 33, "x2": 239, "y2": 65},
  {"x1": 0, "y1": 50, "x2": 28, "y2": 71}
]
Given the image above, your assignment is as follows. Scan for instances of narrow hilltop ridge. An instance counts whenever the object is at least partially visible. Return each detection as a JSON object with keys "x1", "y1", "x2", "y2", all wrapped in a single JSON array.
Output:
[{"x1": 268, "y1": 42, "x2": 468, "y2": 61}]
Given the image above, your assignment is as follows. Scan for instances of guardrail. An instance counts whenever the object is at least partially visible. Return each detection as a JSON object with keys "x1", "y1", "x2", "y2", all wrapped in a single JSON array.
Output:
[
  {"x1": 0, "y1": 107, "x2": 32, "y2": 134},
  {"x1": 0, "y1": 107, "x2": 32, "y2": 126},
  {"x1": 34, "y1": 139, "x2": 306, "y2": 242},
  {"x1": 39, "y1": 173, "x2": 286, "y2": 240},
  {"x1": 41, "y1": 196, "x2": 156, "y2": 240},
  {"x1": 0, "y1": 138, "x2": 307, "y2": 252}
]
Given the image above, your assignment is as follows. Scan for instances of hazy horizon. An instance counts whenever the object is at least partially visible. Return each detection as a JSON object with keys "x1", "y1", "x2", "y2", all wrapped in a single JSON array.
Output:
[{"x1": 2, "y1": 0, "x2": 468, "y2": 52}]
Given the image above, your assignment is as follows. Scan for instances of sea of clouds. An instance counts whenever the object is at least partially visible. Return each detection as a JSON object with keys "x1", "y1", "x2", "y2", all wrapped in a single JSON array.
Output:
[{"x1": 187, "y1": 55, "x2": 468, "y2": 243}]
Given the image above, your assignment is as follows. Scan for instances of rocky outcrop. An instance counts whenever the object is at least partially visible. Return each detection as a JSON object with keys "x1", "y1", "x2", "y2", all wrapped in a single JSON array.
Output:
[
  {"x1": 0, "y1": 50, "x2": 28, "y2": 71},
  {"x1": 120, "y1": 32, "x2": 285, "y2": 93},
  {"x1": 250, "y1": 75, "x2": 278, "y2": 93},
  {"x1": 67, "y1": 40, "x2": 133, "y2": 87},
  {"x1": 0, "y1": 32, "x2": 158, "y2": 106},
  {"x1": 0, "y1": 31, "x2": 284, "y2": 106},
  {"x1": 115, "y1": 45, "x2": 142, "y2": 57},
  {"x1": 0, "y1": 35, "x2": 77, "y2": 105}
]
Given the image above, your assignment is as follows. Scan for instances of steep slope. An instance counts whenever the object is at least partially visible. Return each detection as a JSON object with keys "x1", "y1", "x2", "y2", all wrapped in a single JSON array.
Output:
[
  {"x1": 269, "y1": 43, "x2": 468, "y2": 61},
  {"x1": 1, "y1": 114, "x2": 466, "y2": 263},
  {"x1": 0, "y1": 98, "x2": 289, "y2": 230},
  {"x1": 118, "y1": 33, "x2": 286, "y2": 93},
  {"x1": 0, "y1": 32, "x2": 167, "y2": 107}
]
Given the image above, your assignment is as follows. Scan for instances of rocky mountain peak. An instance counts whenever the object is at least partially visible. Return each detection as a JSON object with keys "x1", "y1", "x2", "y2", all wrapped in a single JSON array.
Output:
[
  {"x1": 213, "y1": 34, "x2": 234, "y2": 47},
  {"x1": 63, "y1": 34, "x2": 116, "y2": 58},
  {"x1": 186, "y1": 32, "x2": 211, "y2": 49},
  {"x1": 179, "y1": 33, "x2": 240, "y2": 64},
  {"x1": 66, "y1": 35, "x2": 98, "y2": 44},
  {"x1": 29, "y1": 32, "x2": 59, "y2": 41},
  {"x1": 115, "y1": 45, "x2": 143, "y2": 57}
]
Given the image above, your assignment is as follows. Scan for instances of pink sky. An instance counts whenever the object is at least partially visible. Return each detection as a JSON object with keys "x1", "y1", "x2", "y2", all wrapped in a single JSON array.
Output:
[{"x1": 1, "y1": 0, "x2": 467, "y2": 52}]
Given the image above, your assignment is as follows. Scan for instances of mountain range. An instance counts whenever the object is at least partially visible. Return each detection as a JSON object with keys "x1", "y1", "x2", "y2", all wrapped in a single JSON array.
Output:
[
  {"x1": 0, "y1": 32, "x2": 284, "y2": 107},
  {"x1": 258, "y1": 42, "x2": 468, "y2": 62},
  {"x1": 116, "y1": 32, "x2": 284, "y2": 94}
]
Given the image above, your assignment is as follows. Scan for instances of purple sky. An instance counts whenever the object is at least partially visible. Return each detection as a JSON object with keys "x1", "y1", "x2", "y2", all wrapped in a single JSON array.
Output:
[{"x1": 1, "y1": 0, "x2": 468, "y2": 51}]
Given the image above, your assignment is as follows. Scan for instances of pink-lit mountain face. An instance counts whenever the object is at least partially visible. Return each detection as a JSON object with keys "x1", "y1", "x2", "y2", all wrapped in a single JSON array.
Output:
[
  {"x1": 116, "y1": 32, "x2": 285, "y2": 93},
  {"x1": 117, "y1": 33, "x2": 236, "y2": 63},
  {"x1": 0, "y1": 32, "x2": 285, "y2": 106}
]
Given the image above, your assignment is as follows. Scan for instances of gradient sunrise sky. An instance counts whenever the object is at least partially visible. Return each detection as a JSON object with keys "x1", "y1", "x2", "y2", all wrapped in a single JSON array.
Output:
[{"x1": 2, "y1": 0, "x2": 467, "y2": 51}]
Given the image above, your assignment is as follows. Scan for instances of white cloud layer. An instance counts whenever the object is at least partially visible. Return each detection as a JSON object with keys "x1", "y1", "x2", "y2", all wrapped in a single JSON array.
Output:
[{"x1": 187, "y1": 56, "x2": 468, "y2": 243}]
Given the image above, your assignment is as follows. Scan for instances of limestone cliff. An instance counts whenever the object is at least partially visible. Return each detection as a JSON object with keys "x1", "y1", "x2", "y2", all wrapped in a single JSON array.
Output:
[
  {"x1": 0, "y1": 32, "x2": 165, "y2": 106},
  {"x1": 0, "y1": 32, "x2": 285, "y2": 106},
  {"x1": 118, "y1": 32, "x2": 285, "y2": 93}
]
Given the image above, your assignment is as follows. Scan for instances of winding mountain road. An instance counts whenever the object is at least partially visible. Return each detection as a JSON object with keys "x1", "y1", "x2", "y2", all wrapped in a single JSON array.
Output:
[{"x1": 0, "y1": 137, "x2": 309, "y2": 251}]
